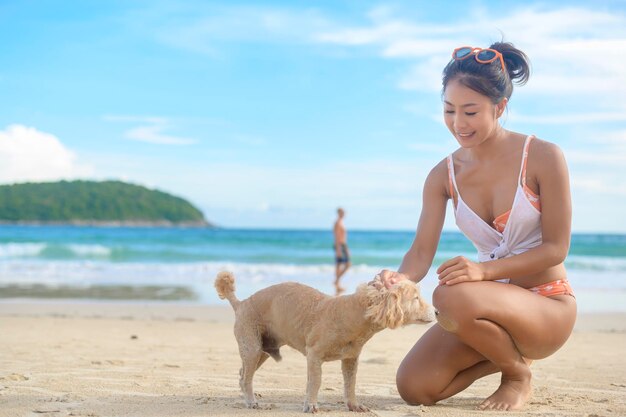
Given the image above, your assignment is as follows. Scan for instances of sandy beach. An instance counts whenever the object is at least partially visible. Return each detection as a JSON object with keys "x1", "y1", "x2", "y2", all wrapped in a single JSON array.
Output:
[{"x1": 1, "y1": 301, "x2": 624, "y2": 417}]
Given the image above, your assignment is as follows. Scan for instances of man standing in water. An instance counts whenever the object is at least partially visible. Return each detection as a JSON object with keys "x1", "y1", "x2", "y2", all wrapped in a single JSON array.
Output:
[{"x1": 333, "y1": 207, "x2": 351, "y2": 295}]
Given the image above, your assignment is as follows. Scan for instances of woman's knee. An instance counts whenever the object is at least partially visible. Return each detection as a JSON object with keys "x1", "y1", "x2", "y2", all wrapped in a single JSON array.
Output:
[
  {"x1": 432, "y1": 283, "x2": 477, "y2": 314},
  {"x1": 432, "y1": 284, "x2": 477, "y2": 331},
  {"x1": 396, "y1": 365, "x2": 438, "y2": 406}
]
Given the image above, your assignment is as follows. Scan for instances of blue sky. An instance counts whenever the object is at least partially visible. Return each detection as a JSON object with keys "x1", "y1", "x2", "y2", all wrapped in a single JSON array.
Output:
[{"x1": 1, "y1": 0, "x2": 625, "y2": 232}]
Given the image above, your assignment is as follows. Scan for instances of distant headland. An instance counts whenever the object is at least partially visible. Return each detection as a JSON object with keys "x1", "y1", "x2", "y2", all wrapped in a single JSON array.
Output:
[{"x1": 0, "y1": 180, "x2": 213, "y2": 227}]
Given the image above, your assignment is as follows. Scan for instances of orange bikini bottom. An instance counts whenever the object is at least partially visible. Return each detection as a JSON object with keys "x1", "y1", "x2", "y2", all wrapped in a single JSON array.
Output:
[{"x1": 528, "y1": 279, "x2": 575, "y2": 298}]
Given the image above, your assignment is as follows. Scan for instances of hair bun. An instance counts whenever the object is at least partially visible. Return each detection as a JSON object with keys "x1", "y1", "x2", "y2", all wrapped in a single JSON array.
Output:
[{"x1": 490, "y1": 42, "x2": 531, "y2": 85}]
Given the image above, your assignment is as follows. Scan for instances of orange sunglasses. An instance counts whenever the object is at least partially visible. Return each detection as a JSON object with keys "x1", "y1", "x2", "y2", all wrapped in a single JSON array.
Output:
[{"x1": 452, "y1": 46, "x2": 506, "y2": 72}]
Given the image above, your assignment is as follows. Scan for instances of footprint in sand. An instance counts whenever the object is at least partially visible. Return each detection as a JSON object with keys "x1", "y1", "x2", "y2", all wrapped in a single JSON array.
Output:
[
  {"x1": 363, "y1": 357, "x2": 388, "y2": 364},
  {"x1": 90, "y1": 360, "x2": 125, "y2": 366},
  {"x1": 1, "y1": 373, "x2": 29, "y2": 381},
  {"x1": 195, "y1": 397, "x2": 213, "y2": 404},
  {"x1": 33, "y1": 406, "x2": 61, "y2": 413}
]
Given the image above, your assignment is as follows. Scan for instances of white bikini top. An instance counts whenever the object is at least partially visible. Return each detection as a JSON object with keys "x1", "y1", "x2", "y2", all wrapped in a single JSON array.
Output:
[{"x1": 447, "y1": 136, "x2": 542, "y2": 267}]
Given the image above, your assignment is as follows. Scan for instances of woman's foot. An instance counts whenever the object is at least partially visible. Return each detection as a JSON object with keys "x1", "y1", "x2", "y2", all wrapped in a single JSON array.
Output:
[{"x1": 478, "y1": 366, "x2": 532, "y2": 411}]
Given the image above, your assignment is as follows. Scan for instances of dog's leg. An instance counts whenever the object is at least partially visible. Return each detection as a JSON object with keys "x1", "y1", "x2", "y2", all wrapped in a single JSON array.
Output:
[
  {"x1": 257, "y1": 351, "x2": 270, "y2": 370},
  {"x1": 236, "y1": 324, "x2": 264, "y2": 409},
  {"x1": 303, "y1": 354, "x2": 322, "y2": 413},
  {"x1": 342, "y1": 357, "x2": 369, "y2": 412},
  {"x1": 239, "y1": 347, "x2": 265, "y2": 408}
]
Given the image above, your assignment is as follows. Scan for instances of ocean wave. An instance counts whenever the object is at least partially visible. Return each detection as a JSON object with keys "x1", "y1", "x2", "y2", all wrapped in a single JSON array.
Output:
[
  {"x1": 0, "y1": 239, "x2": 624, "y2": 275},
  {"x1": 67, "y1": 244, "x2": 112, "y2": 257},
  {"x1": 0, "y1": 243, "x2": 626, "y2": 272},
  {"x1": 0, "y1": 260, "x2": 388, "y2": 300},
  {"x1": 0, "y1": 243, "x2": 46, "y2": 257},
  {"x1": 0, "y1": 243, "x2": 112, "y2": 259},
  {"x1": 0, "y1": 259, "x2": 624, "y2": 302},
  {"x1": 565, "y1": 255, "x2": 626, "y2": 271}
]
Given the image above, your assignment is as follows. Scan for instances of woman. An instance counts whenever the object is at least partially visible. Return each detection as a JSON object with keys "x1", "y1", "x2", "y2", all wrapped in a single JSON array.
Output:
[{"x1": 376, "y1": 42, "x2": 577, "y2": 411}]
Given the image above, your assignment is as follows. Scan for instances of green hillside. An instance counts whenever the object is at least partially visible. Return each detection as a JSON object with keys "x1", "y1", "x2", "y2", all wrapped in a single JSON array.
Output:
[{"x1": 0, "y1": 180, "x2": 211, "y2": 226}]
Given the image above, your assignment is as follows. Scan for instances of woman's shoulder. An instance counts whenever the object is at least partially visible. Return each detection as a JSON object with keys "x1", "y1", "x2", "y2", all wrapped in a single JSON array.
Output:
[
  {"x1": 429, "y1": 157, "x2": 450, "y2": 178},
  {"x1": 529, "y1": 136, "x2": 565, "y2": 162},
  {"x1": 527, "y1": 136, "x2": 568, "y2": 180},
  {"x1": 423, "y1": 157, "x2": 452, "y2": 197}
]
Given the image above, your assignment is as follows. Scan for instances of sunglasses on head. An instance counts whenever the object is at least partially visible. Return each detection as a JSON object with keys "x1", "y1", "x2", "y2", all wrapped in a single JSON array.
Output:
[{"x1": 452, "y1": 46, "x2": 506, "y2": 72}]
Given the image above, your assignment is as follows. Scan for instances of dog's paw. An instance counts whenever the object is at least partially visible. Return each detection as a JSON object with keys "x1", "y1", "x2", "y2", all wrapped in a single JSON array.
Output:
[
  {"x1": 245, "y1": 401, "x2": 259, "y2": 409},
  {"x1": 347, "y1": 402, "x2": 369, "y2": 412},
  {"x1": 303, "y1": 403, "x2": 318, "y2": 413}
]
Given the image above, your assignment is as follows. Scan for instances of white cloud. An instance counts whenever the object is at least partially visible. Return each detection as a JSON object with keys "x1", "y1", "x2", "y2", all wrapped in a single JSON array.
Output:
[
  {"x1": 564, "y1": 129, "x2": 626, "y2": 167},
  {"x1": 102, "y1": 115, "x2": 167, "y2": 124},
  {"x1": 600, "y1": 130, "x2": 626, "y2": 146},
  {"x1": 568, "y1": 149, "x2": 626, "y2": 165},
  {"x1": 397, "y1": 57, "x2": 450, "y2": 92},
  {"x1": 314, "y1": 21, "x2": 423, "y2": 46},
  {"x1": 314, "y1": 5, "x2": 626, "y2": 102},
  {"x1": 125, "y1": 125, "x2": 196, "y2": 145},
  {"x1": 408, "y1": 141, "x2": 453, "y2": 154},
  {"x1": 189, "y1": 157, "x2": 440, "y2": 230},
  {"x1": 572, "y1": 177, "x2": 626, "y2": 196},
  {"x1": 132, "y1": 4, "x2": 626, "y2": 102},
  {"x1": 511, "y1": 112, "x2": 626, "y2": 125},
  {"x1": 127, "y1": 3, "x2": 626, "y2": 104},
  {"x1": 129, "y1": 4, "x2": 332, "y2": 55},
  {"x1": 150, "y1": 158, "x2": 426, "y2": 211},
  {"x1": 0, "y1": 125, "x2": 93, "y2": 184},
  {"x1": 104, "y1": 115, "x2": 196, "y2": 145}
]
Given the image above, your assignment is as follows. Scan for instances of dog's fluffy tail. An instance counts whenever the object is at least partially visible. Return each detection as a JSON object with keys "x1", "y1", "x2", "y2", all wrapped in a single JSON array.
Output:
[{"x1": 214, "y1": 271, "x2": 241, "y2": 310}]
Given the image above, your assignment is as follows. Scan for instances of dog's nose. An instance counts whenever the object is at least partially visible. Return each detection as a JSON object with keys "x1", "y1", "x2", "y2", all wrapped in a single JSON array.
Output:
[{"x1": 435, "y1": 310, "x2": 439, "y2": 316}]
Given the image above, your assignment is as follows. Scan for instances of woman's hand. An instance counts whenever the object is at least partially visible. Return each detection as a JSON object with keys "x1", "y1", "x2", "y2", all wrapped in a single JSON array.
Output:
[
  {"x1": 371, "y1": 269, "x2": 410, "y2": 289},
  {"x1": 437, "y1": 256, "x2": 486, "y2": 285}
]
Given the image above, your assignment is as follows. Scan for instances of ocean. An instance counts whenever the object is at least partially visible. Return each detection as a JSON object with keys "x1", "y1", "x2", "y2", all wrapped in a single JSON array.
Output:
[{"x1": 0, "y1": 226, "x2": 624, "y2": 312}]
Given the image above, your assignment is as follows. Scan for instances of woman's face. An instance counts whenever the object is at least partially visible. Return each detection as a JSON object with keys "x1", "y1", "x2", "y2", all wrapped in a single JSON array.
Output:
[{"x1": 442, "y1": 78, "x2": 504, "y2": 148}]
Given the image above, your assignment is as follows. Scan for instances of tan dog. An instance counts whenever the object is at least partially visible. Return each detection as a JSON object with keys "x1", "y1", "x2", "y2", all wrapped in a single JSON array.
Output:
[{"x1": 214, "y1": 271, "x2": 435, "y2": 413}]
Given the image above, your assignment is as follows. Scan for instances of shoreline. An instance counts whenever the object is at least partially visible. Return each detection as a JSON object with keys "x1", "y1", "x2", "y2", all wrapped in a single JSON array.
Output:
[
  {"x1": 1, "y1": 302, "x2": 625, "y2": 416},
  {"x1": 1, "y1": 285, "x2": 625, "y2": 314},
  {"x1": 2, "y1": 299, "x2": 625, "y2": 331}
]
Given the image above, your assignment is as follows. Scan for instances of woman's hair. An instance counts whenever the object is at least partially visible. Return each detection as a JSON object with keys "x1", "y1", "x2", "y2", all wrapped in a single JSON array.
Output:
[{"x1": 442, "y1": 41, "x2": 531, "y2": 104}]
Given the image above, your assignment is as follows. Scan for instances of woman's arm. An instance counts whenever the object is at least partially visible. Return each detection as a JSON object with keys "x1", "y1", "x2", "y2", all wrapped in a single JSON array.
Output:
[
  {"x1": 379, "y1": 160, "x2": 449, "y2": 286},
  {"x1": 438, "y1": 140, "x2": 572, "y2": 285}
]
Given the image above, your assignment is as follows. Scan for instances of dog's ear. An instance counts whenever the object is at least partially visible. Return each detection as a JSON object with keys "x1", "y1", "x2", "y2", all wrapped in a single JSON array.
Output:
[{"x1": 364, "y1": 284, "x2": 406, "y2": 329}]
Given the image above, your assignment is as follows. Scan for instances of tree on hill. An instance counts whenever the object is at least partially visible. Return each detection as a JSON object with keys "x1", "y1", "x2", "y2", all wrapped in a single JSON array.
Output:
[{"x1": 0, "y1": 180, "x2": 211, "y2": 226}]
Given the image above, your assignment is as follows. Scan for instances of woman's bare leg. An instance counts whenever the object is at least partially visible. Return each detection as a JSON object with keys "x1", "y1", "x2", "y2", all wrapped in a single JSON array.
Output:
[
  {"x1": 396, "y1": 282, "x2": 575, "y2": 410},
  {"x1": 432, "y1": 282, "x2": 576, "y2": 411},
  {"x1": 396, "y1": 323, "x2": 498, "y2": 405}
]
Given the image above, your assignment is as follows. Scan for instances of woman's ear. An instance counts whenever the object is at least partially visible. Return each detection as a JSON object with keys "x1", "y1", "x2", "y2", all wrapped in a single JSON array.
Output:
[{"x1": 495, "y1": 98, "x2": 508, "y2": 119}]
